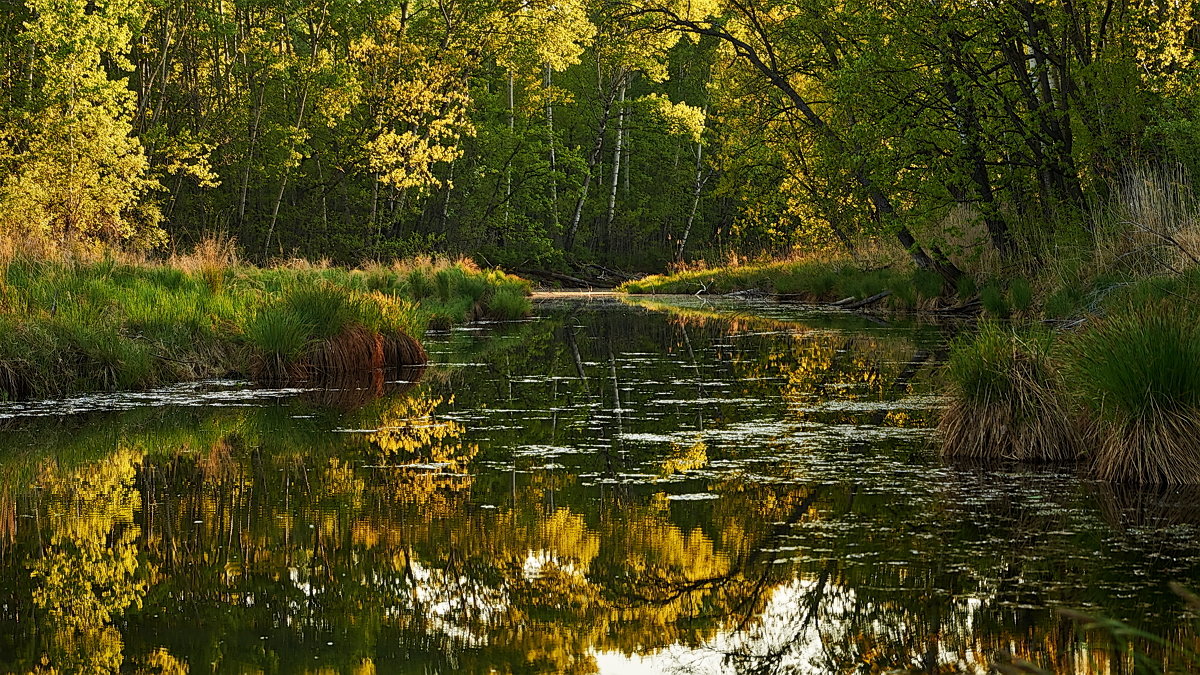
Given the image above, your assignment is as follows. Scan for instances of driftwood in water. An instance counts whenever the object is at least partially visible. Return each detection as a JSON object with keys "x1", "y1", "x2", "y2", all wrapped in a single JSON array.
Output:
[{"x1": 843, "y1": 290, "x2": 892, "y2": 310}]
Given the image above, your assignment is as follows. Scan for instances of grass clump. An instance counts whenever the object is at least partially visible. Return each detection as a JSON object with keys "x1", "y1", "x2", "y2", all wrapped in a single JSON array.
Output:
[
  {"x1": 245, "y1": 308, "x2": 311, "y2": 379},
  {"x1": 940, "y1": 323, "x2": 1077, "y2": 461},
  {"x1": 1066, "y1": 305, "x2": 1200, "y2": 483},
  {"x1": 487, "y1": 285, "x2": 533, "y2": 320},
  {"x1": 979, "y1": 283, "x2": 1009, "y2": 317}
]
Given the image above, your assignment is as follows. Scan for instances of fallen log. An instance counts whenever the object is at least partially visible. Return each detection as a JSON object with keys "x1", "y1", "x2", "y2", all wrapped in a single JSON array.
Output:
[{"x1": 844, "y1": 290, "x2": 892, "y2": 310}]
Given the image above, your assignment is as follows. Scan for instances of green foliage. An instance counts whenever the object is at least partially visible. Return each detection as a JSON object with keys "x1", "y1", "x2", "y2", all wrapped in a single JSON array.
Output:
[{"x1": 979, "y1": 284, "x2": 1009, "y2": 317}]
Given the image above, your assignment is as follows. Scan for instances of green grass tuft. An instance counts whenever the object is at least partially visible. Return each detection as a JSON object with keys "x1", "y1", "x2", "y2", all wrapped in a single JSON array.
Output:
[
  {"x1": 979, "y1": 283, "x2": 1009, "y2": 317},
  {"x1": 1010, "y1": 278, "x2": 1034, "y2": 312},
  {"x1": 940, "y1": 323, "x2": 1077, "y2": 461},
  {"x1": 1066, "y1": 305, "x2": 1200, "y2": 483}
]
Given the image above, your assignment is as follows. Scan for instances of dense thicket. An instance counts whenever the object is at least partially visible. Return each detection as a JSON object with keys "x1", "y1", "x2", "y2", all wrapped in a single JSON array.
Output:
[{"x1": 1, "y1": 0, "x2": 1198, "y2": 270}]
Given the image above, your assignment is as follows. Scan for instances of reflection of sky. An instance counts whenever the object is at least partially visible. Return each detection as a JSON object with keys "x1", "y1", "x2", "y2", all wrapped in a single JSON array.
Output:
[
  {"x1": 594, "y1": 579, "x2": 836, "y2": 674},
  {"x1": 595, "y1": 579, "x2": 991, "y2": 675}
]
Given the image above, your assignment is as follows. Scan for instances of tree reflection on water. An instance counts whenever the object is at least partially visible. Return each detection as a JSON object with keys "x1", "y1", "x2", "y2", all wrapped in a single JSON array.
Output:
[{"x1": 0, "y1": 298, "x2": 1196, "y2": 673}]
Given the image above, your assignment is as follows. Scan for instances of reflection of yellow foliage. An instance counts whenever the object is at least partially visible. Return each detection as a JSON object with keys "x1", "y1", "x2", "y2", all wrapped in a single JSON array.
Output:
[
  {"x1": 30, "y1": 447, "x2": 150, "y2": 674},
  {"x1": 661, "y1": 440, "x2": 708, "y2": 475},
  {"x1": 136, "y1": 648, "x2": 189, "y2": 675},
  {"x1": 322, "y1": 457, "x2": 365, "y2": 509},
  {"x1": 365, "y1": 393, "x2": 478, "y2": 517}
]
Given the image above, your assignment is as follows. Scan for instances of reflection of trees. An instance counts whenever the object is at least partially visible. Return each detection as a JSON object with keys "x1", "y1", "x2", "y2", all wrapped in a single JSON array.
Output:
[
  {"x1": 2, "y1": 302, "x2": 1197, "y2": 674},
  {"x1": 28, "y1": 448, "x2": 150, "y2": 673}
]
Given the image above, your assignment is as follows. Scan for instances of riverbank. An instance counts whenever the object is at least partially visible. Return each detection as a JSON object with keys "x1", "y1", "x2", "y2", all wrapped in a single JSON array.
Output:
[
  {"x1": 618, "y1": 224, "x2": 1200, "y2": 320},
  {"x1": 620, "y1": 235, "x2": 1200, "y2": 484},
  {"x1": 0, "y1": 254, "x2": 531, "y2": 399},
  {"x1": 618, "y1": 257, "x2": 974, "y2": 312}
]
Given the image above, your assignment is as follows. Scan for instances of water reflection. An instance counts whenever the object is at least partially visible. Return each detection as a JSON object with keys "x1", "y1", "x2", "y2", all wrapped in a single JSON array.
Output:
[{"x1": 0, "y1": 296, "x2": 1196, "y2": 673}]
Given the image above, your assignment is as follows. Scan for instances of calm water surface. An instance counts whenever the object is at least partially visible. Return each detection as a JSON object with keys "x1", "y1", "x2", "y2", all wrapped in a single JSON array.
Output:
[{"x1": 0, "y1": 296, "x2": 1197, "y2": 674}]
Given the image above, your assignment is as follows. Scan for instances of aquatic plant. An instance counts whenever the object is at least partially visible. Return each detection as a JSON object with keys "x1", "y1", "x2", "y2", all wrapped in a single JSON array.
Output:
[
  {"x1": 940, "y1": 323, "x2": 1077, "y2": 461},
  {"x1": 1067, "y1": 306, "x2": 1200, "y2": 483}
]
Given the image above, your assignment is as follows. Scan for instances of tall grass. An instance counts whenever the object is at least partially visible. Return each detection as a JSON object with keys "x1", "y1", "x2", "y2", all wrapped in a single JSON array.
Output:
[
  {"x1": 940, "y1": 323, "x2": 1078, "y2": 461},
  {"x1": 1066, "y1": 305, "x2": 1200, "y2": 483},
  {"x1": 0, "y1": 246, "x2": 530, "y2": 398}
]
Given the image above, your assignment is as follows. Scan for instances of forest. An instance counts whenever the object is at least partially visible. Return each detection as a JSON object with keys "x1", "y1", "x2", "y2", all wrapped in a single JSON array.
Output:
[
  {"x1": 7, "y1": 0, "x2": 1200, "y2": 671},
  {"x1": 3, "y1": 0, "x2": 1199, "y2": 272}
]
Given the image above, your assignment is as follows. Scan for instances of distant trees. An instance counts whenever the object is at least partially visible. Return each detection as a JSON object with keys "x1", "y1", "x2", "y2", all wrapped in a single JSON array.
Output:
[{"x1": 0, "y1": 0, "x2": 1198, "y2": 268}]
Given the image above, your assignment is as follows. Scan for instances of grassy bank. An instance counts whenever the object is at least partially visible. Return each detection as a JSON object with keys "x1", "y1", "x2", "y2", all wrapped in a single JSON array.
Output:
[
  {"x1": 620, "y1": 258, "x2": 946, "y2": 309},
  {"x1": 0, "y1": 252, "x2": 531, "y2": 399},
  {"x1": 622, "y1": 175, "x2": 1200, "y2": 321}
]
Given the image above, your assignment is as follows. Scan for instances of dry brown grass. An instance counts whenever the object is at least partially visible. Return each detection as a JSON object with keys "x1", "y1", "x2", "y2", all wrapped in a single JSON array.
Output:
[
  {"x1": 1090, "y1": 412, "x2": 1200, "y2": 484},
  {"x1": 389, "y1": 254, "x2": 478, "y2": 275},
  {"x1": 254, "y1": 324, "x2": 428, "y2": 381},
  {"x1": 940, "y1": 383, "x2": 1079, "y2": 462},
  {"x1": 1097, "y1": 164, "x2": 1200, "y2": 277},
  {"x1": 309, "y1": 324, "x2": 386, "y2": 374},
  {"x1": 169, "y1": 232, "x2": 239, "y2": 273},
  {"x1": 384, "y1": 332, "x2": 428, "y2": 366}
]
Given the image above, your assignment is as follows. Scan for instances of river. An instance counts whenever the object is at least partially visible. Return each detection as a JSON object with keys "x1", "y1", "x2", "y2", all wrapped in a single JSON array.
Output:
[{"x1": 0, "y1": 295, "x2": 1196, "y2": 673}]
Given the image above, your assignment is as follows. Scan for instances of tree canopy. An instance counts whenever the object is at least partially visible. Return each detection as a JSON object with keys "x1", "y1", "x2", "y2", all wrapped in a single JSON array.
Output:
[{"x1": 1, "y1": 0, "x2": 1198, "y2": 269}]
